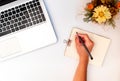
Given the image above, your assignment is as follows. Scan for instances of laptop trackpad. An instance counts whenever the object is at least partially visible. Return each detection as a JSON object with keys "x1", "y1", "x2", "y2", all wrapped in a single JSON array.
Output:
[{"x1": 0, "y1": 37, "x2": 21, "y2": 58}]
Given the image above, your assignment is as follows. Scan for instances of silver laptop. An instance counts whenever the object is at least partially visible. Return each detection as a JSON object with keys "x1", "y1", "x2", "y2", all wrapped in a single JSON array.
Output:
[{"x1": 0, "y1": 0, "x2": 57, "y2": 60}]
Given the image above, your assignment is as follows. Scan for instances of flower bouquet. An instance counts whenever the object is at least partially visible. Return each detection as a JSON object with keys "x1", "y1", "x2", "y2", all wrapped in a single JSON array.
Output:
[{"x1": 84, "y1": 0, "x2": 120, "y2": 28}]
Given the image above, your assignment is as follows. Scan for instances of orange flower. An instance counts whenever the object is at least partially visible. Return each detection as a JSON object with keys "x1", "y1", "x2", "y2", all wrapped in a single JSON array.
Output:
[
  {"x1": 87, "y1": 3, "x2": 94, "y2": 10},
  {"x1": 116, "y1": 1, "x2": 120, "y2": 9}
]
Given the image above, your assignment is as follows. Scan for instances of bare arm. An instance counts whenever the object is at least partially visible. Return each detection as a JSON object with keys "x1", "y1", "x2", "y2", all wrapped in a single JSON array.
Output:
[{"x1": 73, "y1": 34, "x2": 94, "y2": 81}]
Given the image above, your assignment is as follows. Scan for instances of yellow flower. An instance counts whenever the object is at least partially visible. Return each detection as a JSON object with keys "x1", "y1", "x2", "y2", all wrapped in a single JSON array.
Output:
[{"x1": 92, "y1": 5, "x2": 112, "y2": 24}]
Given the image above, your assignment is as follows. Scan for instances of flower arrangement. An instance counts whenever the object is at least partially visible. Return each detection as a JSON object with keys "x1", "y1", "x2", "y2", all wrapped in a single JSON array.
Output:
[{"x1": 84, "y1": 0, "x2": 120, "y2": 28}]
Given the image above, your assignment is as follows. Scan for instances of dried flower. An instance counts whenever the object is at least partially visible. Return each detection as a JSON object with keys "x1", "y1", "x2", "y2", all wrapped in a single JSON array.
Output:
[
  {"x1": 86, "y1": 3, "x2": 94, "y2": 10},
  {"x1": 110, "y1": 7, "x2": 118, "y2": 16},
  {"x1": 101, "y1": 0, "x2": 105, "y2": 4},
  {"x1": 116, "y1": 1, "x2": 120, "y2": 9},
  {"x1": 83, "y1": 0, "x2": 120, "y2": 28}
]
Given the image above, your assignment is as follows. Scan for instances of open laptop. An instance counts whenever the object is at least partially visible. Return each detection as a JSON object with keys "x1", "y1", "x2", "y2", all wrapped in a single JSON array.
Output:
[{"x1": 0, "y1": 0, "x2": 57, "y2": 60}]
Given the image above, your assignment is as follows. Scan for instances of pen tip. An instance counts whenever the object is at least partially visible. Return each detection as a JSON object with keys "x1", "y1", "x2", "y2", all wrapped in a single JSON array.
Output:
[
  {"x1": 91, "y1": 57, "x2": 93, "y2": 60},
  {"x1": 76, "y1": 32, "x2": 78, "y2": 35}
]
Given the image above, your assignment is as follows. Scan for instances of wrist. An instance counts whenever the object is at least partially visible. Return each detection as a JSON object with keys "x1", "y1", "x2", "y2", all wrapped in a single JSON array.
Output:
[{"x1": 79, "y1": 57, "x2": 89, "y2": 65}]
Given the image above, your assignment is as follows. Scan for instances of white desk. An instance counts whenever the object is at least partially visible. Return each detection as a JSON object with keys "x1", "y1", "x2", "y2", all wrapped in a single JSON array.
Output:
[{"x1": 0, "y1": 0, "x2": 120, "y2": 81}]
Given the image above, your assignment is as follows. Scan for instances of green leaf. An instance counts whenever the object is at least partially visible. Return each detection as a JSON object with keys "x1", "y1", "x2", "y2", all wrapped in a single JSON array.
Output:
[
  {"x1": 83, "y1": 17, "x2": 91, "y2": 23},
  {"x1": 108, "y1": 19, "x2": 116, "y2": 28}
]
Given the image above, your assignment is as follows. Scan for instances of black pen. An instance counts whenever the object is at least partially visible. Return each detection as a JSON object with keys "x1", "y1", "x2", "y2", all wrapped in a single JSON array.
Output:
[{"x1": 76, "y1": 32, "x2": 93, "y2": 60}]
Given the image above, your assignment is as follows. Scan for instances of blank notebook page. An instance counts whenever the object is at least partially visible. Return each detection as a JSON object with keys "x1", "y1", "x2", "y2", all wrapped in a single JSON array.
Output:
[{"x1": 64, "y1": 28, "x2": 111, "y2": 67}]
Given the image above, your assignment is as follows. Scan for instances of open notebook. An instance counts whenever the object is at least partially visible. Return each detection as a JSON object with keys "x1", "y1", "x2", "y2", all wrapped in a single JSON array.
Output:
[{"x1": 64, "y1": 27, "x2": 111, "y2": 67}]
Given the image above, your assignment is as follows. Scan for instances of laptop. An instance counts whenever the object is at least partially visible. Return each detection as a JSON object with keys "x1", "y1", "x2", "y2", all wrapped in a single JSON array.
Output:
[{"x1": 0, "y1": 0, "x2": 57, "y2": 60}]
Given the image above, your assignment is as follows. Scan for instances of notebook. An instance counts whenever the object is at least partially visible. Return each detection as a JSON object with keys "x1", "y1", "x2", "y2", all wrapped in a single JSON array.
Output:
[{"x1": 64, "y1": 27, "x2": 111, "y2": 67}]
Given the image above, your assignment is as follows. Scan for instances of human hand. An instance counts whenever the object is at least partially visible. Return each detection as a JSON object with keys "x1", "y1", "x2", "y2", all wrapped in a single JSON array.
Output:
[{"x1": 75, "y1": 33, "x2": 94, "y2": 63}]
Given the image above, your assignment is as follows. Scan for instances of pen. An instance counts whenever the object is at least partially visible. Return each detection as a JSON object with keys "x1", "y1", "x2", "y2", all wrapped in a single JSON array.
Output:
[{"x1": 76, "y1": 32, "x2": 93, "y2": 60}]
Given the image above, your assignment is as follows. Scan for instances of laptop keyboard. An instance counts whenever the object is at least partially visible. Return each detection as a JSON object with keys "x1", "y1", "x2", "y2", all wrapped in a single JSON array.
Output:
[{"x1": 0, "y1": 0, "x2": 46, "y2": 37}]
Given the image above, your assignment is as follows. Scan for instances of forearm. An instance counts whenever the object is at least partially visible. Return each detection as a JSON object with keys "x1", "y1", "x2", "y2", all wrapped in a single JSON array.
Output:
[
  {"x1": 74, "y1": 33, "x2": 93, "y2": 81},
  {"x1": 73, "y1": 59, "x2": 88, "y2": 81}
]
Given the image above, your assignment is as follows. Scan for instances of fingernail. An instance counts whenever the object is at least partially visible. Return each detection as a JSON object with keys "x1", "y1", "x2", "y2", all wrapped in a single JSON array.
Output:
[{"x1": 76, "y1": 32, "x2": 79, "y2": 35}]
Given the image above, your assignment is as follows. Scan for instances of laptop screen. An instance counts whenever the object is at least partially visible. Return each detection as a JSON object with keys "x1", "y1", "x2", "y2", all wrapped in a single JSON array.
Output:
[{"x1": 0, "y1": 0, "x2": 17, "y2": 6}]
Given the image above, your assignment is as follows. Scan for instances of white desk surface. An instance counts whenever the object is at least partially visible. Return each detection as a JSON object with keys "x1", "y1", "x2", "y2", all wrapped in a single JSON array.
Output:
[{"x1": 0, "y1": 0, "x2": 120, "y2": 81}]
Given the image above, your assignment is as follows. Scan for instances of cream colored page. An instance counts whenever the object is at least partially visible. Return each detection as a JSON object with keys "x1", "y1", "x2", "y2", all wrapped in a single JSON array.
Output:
[{"x1": 65, "y1": 28, "x2": 110, "y2": 67}]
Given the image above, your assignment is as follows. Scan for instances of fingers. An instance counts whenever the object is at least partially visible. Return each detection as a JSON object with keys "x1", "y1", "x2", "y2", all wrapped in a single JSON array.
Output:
[
  {"x1": 75, "y1": 33, "x2": 94, "y2": 47},
  {"x1": 78, "y1": 33, "x2": 93, "y2": 43},
  {"x1": 75, "y1": 35, "x2": 81, "y2": 46},
  {"x1": 77, "y1": 33, "x2": 90, "y2": 42}
]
